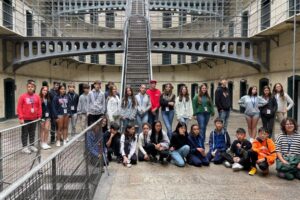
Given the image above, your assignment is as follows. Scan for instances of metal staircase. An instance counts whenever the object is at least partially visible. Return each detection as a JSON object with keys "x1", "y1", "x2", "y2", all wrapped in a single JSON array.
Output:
[{"x1": 121, "y1": 0, "x2": 152, "y2": 96}]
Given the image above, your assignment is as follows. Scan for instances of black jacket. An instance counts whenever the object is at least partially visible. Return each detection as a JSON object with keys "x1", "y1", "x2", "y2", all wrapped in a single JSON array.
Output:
[
  {"x1": 260, "y1": 96, "x2": 277, "y2": 118},
  {"x1": 215, "y1": 86, "x2": 231, "y2": 111},
  {"x1": 67, "y1": 92, "x2": 79, "y2": 114},
  {"x1": 170, "y1": 132, "x2": 189, "y2": 150},
  {"x1": 230, "y1": 139, "x2": 252, "y2": 157},
  {"x1": 160, "y1": 94, "x2": 175, "y2": 111},
  {"x1": 41, "y1": 98, "x2": 52, "y2": 119}
]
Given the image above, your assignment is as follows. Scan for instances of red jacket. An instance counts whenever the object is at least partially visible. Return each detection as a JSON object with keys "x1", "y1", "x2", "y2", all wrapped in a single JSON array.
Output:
[
  {"x1": 17, "y1": 93, "x2": 42, "y2": 121},
  {"x1": 146, "y1": 88, "x2": 161, "y2": 111}
]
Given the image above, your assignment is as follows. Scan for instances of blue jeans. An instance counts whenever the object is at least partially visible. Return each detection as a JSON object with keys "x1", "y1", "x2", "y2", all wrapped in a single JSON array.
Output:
[
  {"x1": 148, "y1": 109, "x2": 159, "y2": 125},
  {"x1": 170, "y1": 145, "x2": 190, "y2": 167},
  {"x1": 162, "y1": 110, "x2": 175, "y2": 139},
  {"x1": 136, "y1": 113, "x2": 149, "y2": 134},
  {"x1": 196, "y1": 112, "x2": 210, "y2": 145},
  {"x1": 218, "y1": 110, "x2": 230, "y2": 130},
  {"x1": 178, "y1": 117, "x2": 189, "y2": 126}
]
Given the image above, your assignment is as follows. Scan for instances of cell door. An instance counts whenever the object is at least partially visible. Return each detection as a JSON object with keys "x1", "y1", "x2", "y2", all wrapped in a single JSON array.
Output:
[{"x1": 4, "y1": 78, "x2": 15, "y2": 119}]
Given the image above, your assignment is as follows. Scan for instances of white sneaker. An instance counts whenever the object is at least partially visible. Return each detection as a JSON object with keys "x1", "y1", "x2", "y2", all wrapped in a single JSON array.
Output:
[
  {"x1": 66, "y1": 137, "x2": 69, "y2": 142},
  {"x1": 232, "y1": 163, "x2": 244, "y2": 171},
  {"x1": 44, "y1": 143, "x2": 52, "y2": 149},
  {"x1": 29, "y1": 146, "x2": 38, "y2": 153},
  {"x1": 21, "y1": 147, "x2": 31, "y2": 154},
  {"x1": 63, "y1": 140, "x2": 67, "y2": 145},
  {"x1": 56, "y1": 141, "x2": 61, "y2": 147},
  {"x1": 41, "y1": 143, "x2": 47, "y2": 150},
  {"x1": 224, "y1": 161, "x2": 232, "y2": 168},
  {"x1": 126, "y1": 163, "x2": 132, "y2": 168},
  {"x1": 250, "y1": 138, "x2": 254, "y2": 143}
]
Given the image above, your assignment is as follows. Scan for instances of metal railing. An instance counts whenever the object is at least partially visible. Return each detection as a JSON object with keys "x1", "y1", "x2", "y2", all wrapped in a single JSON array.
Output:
[
  {"x1": 0, "y1": 118, "x2": 105, "y2": 200},
  {"x1": 0, "y1": 119, "x2": 42, "y2": 192}
]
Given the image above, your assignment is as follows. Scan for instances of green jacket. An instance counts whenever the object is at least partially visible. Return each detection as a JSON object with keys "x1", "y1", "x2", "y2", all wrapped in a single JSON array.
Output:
[{"x1": 192, "y1": 95, "x2": 215, "y2": 116}]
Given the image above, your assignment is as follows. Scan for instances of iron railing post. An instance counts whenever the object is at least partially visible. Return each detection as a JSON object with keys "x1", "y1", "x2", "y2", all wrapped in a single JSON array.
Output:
[{"x1": 52, "y1": 158, "x2": 57, "y2": 200}]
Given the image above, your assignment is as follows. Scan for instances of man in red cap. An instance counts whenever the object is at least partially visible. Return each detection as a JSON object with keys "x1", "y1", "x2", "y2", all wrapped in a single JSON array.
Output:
[{"x1": 146, "y1": 80, "x2": 161, "y2": 124}]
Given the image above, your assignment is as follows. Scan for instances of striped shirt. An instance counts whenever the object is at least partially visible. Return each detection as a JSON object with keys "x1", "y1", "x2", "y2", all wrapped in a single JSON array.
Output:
[{"x1": 275, "y1": 132, "x2": 300, "y2": 155}]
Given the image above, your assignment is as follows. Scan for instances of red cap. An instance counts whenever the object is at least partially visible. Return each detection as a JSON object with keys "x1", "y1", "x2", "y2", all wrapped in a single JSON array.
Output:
[{"x1": 150, "y1": 80, "x2": 157, "y2": 84}]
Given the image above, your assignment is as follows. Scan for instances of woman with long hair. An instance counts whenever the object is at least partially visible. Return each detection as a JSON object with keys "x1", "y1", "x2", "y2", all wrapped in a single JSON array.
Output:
[
  {"x1": 120, "y1": 123, "x2": 137, "y2": 167},
  {"x1": 272, "y1": 83, "x2": 294, "y2": 123},
  {"x1": 120, "y1": 87, "x2": 137, "y2": 132},
  {"x1": 260, "y1": 86, "x2": 277, "y2": 139},
  {"x1": 169, "y1": 122, "x2": 190, "y2": 167},
  {"x1": 160, "y1": 83, "x2": 176, "y2": 139},
  {"x1": 175, "y1": 85, "x2": 193, "y2": 125},
  {"x1": 239, "y1": 86, "x2": 267, "y2": 141},
  {"x1": 39, "y1": 86, "x2": 52, "y2": 150},
  {"x1": 52, "y1": 85, "x2": 70, "y2": 147},
  {"x1": 107, "y1": 85, "x2": 121, "y2": 125},
  {"x1": 192, "y1": 84, "x2": 215, "y2": 144}
]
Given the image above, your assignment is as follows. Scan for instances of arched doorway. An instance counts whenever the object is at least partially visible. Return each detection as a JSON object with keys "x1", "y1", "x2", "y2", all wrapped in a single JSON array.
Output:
[
  {"x1": 210, "y1": 82, "x2": 215, "y2": 103},
  {"x1": 4, "y1": 78, "x2": 15, "y2": 119},
  {"x1": 240, "y1": 79, "x2": 247, "y2": 113},
  {"x1": 191, "y1": 83, "x2": 198, "y2": 99},
  {"x1": 259, "y1": 78, "x2": 269, "y2": 95},
  {"x1": 78, "y1": 83, "x2": 84, "y2": 95},
  {"x1": 228, "y1": 81, "x2": 234, "y2": 109},
  {"x1": 288, "y1": 75, "x2": 300, "y2": 123}
]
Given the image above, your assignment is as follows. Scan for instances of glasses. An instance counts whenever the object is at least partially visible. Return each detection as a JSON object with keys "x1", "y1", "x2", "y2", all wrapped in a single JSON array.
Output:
[{"x1": 285, "y1": 123, "x2": 294, "y2": 126}]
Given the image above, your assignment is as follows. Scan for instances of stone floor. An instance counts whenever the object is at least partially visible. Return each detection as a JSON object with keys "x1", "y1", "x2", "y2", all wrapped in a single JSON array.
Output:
[{"x1": 93, "y1": 112, "x2": 300, "y2": 200}]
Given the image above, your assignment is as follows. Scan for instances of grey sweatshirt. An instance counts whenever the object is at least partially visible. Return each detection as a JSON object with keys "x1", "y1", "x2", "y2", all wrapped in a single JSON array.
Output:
[
  {"x1": 88, "y1": 89, "x2": 106, "y2": 115},
  {"x1": 77, "y1": 93, "x2": 89, "y2": 114},
  {"x1": 239, "y1": 95, "x2": 267, "y2": 116}
]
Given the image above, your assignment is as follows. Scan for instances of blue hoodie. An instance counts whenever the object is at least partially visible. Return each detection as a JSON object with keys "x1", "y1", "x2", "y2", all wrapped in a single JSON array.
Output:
[
  {"x1": 208, "y1": 128, "x2": 231, "y2": 152},
  {"x1": 52, "y1": 94, "x2": 70, "y2": 118}
]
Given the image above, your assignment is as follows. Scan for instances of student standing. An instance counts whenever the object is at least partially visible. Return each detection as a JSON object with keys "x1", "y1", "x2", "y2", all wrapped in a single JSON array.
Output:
[
  {"x1": 192, "y1": 84, "x2": 215, "y2": 144},
  {"x1": 107, "y1": 85, "x2": 121, "y2": 125},
  {"x1": 215, "y1": 78, "x2": 231, "y2": 130},
  {"x1": 146, "y1": 80, "x2": 161, "y2": 125},
  {"x1": 67, "y1": 83, "x2": 79, "y2": 136},
  {"x1": 49, "y1": 81, "x2": 60, "y2": 144},
  {"x1": 77, "y1": 83, "x2": 90, "y2": 131},
  {"x1": 135, "y1": 84, "x2": 151, "y2": 133},
  {"x1": 88, "y1": 80, "x2": 106, "y2": 126},
  {"x1": 120, "y1": 87, "x2": 137, "y2": 132},
  {"x1": 17, "y1": 80, "x2": 42, "y2": 154},
  {"x1": 169, "y1": 122, "x2": 190, "y2": 167},
  {"x1": 39, "y1": 86, "x2": 52, "y2": 150},
  {"x1": 239, "y1": 86, "x2": 267, "y2": 142},
  {"x1": 52, "y1": 85, "x2": 70, "y2": 146},
  {"x1": 120, "y1": 124, "x2": 138, "y2": 167},
  {"x1": 188, "y1": 124, "x2": 209, "y2": 167},
  {"x1": 160, "y1": 83, "x2": 176, "y2": 139},
  {"x1": 175, "y1": 85, "x2": 193, "y2": 125},
  {"x1": 260, "y1": 86, "x2": 277, "y2": 139},
  {"x1": 272, "y1": 83, "x2": 294, "y2": 123}
]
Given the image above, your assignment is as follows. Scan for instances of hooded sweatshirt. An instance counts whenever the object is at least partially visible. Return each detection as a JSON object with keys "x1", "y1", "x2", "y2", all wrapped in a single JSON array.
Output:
[
  {"x1": 252, "y1": 138, "x2": 276, "y2": 165},
  {"x1": 17, "y1": 92, "x2": 42, "y2": 121}
]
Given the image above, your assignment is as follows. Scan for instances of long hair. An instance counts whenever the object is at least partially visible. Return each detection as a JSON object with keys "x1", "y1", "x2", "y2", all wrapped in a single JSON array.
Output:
[
  {"x1": 197, "y1": 84, "x2": 211, "y2": 105},
  {"x1": 39, "y1": 86, "x2": 50, "y2": 100},
  {"x1": 247, "y1": 86, "x2": 257, "y2": 96},
  {"x1": 58, "y1": 85, "x2": 66, "y2": 96},
  {"x1": 163, "y1": 83, "x2": 174, "y2": 95},
  {"x1": 272, "y1": 83, "x2": 285, "y2": 99},
  {"x1": 150, "y1": 120, "x2": 163, "y2": 143},
  {"x1": 174, "y1": 121, "x2": 188, "y2": 135},
  {"x1": 124, "y1": 123, "x2": 136, "y2": 141},
  {"x1": 122, "y1": 86, "x2": 136, "y2": 108},
  {"x1": 108, "y1": 85, "x2": 117, "y2": 97},
  {"x1": 262, "y1": 85, "x2": 271, "y2": 98},
  {"x1": 190, "y1": 124, "x2": 200, "y2": 135},
  {"x1": 178, "y1": 85, "x2": 190, "y2": 102}
]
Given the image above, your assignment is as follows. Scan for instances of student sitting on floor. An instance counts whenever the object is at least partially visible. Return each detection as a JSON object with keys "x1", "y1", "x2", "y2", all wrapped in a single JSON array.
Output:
[
  {"x1": 222, "y1": 128, "x2": 252, "y2": 171},
  {"x1": 120, "y1": 124, "x2": 137, "y2": 168},
  {"x1": 138, "y1": 123, "x2": 152, "y2": 161},
  {"x1": 207, "y1": 118, "x2": 231, "y2": 164},
  {"x1": 169, "y1": 122, "x2": 190, "y2": 167},
  {"x1": 248, "y1": 127, "x2": 277, "y2": 176},
  {"x1": 86, "y1": 122, "x2": 102, "y2": 167},
  {"x1": 187, "y1": 124, "x2": 209, "y2": 167},
  {"x1": 103, "y1": 122, "x2": 122, "y2": 163}
]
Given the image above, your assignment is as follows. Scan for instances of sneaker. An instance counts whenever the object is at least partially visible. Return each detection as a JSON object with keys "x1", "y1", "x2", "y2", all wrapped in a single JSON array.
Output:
[
  {"x1": 66, "y1": 137, "x2": 69, "y2": 142},
  {"x1": 56, "y1": 141, "x2": 61, "y2": 147},
  {"x1": 44, "y1": 143, "x2": 52, "y2": 149},
  {"x1": 249, "y1": 167, "x2": 257, "y2": 176},
  {"x1": 126, "y1": 163, "x2": 132, "y2": 168},
  {"x1": 63, "y1": 140, "x2": 67, "y2": 145},
  {"x1": 250, "y1": 138, "x2": 254, "y2": 143},
  {"x1": 29, "y1": 146, "x2": 38, "y2": 153},
  {"x1": 224, "y1": 161, "x2": 232, "y2": 168},
  {"x1": 21, "y1": 147, "x2": 31, "y2": 154},
  {"x1": 41, "y1": 143, "x2": 48, "y2": 150},
  {"x1": 232, "y1": 163, "x2": 244, "y2": 171}
]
